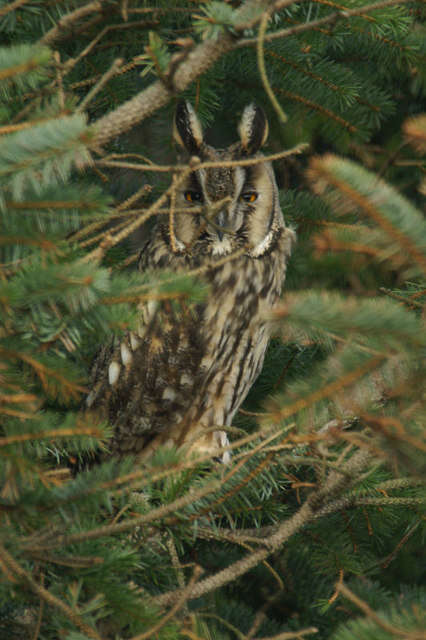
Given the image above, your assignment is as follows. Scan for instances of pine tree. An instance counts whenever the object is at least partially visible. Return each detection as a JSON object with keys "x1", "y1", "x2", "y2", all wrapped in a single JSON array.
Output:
[{"x1": 0, "y1": 2, "x2": 425, "y2": 639}]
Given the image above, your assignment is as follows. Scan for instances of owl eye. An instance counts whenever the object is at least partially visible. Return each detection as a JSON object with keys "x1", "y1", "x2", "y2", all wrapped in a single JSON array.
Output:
[
  {"x1": 241, "y1": 192, "x2": 258, "y2": 203},
  {"x1": 184, "y1": 190, "x2": 202, "y2": 202}
]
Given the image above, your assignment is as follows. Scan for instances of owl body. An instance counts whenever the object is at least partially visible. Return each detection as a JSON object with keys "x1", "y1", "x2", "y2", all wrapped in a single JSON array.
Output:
[{"x1": 88, "y1": 103, "x2": 295, "y2": 461}]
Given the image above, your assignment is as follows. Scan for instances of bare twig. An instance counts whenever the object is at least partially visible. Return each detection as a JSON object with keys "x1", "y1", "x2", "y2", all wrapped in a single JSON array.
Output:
[
  {"x1": 79, "y1": 165, "x2": 193, "y2": 263},
  {"x1": 88, "y1": 0, "x2": 414, "y2": 150},
  {"x1": 129, "y1": 565, "x2": 204, "y2": 640},
  {"x1": 77, "y1": 57, "x2": 123, "y2": 112},
  {"x1": 237, "y1": 0, "x2": 416, "y2": 48},
  {"x1": 53, "y1": 51, "x2": 65, "y2": 112},
  {"x1": 96, "y1": 144, "x2": 308, "y2": 173},
  {"x1": 381, "y1": 521, "x2": 421, "y2": 569},
  {"x1": 0, "y1": 0, "x2": 30, "y2": 17},
  {"x1": 257, "y1": 10, "x2": 288, "y2": 124},
  {"x1": 39, "y1": 1, "x2": 102, "y2": 47},
  {"x1": 251, "y1": 629, "x2": 318, "y2": 640}
]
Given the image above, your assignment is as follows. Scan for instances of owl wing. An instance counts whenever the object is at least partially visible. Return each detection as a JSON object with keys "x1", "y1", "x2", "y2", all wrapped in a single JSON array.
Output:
[{"x1": 86, "y1": 230, "x2": 204, "y2": 458}]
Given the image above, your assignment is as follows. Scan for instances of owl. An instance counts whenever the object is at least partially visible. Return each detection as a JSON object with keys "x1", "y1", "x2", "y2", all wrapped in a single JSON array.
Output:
[{"x1": 87, "y1": 102, "x2": 295, "y2": 463}]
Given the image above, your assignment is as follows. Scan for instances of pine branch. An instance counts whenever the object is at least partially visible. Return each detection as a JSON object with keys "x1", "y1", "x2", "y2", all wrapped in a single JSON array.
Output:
[
  {"x1": 89, "y1": 0, "x2": 291, "y2": 148},
  {"x1": 39, "y1": 1, "x2": 103, "y2": 47},
  {"x1": 129, "y1": 565, "x2": 203, "y2": 640},
  {"x1": 23, "y1": 479, "x2": 221, "y2": 551},
  {"x1": 0, "y1": 0, "x2": 30, "y2": 17},
  {"x1": 154, "y1": 449, "x2": 372, "y2": 606},
  {"x1": 0, "y1": 542, "x2": 102, "y2": 640},
  {"x1": 307, "y1": 154, "x2": 426, "y2": 273},
  {"x1": 237, "y1": 0, "x2": 416, "y2": 47}
]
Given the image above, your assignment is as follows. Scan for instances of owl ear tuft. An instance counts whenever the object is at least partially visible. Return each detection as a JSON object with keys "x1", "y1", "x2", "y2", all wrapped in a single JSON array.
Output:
[
  {"x1": 173, "y1": 101, "x2": 204, "y2": 154},
  {"x1": 238, "y1": 104, "x2": 269, "y2": 154}
]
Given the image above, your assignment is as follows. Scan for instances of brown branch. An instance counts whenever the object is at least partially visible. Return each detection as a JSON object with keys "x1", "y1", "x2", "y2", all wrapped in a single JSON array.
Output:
[
  {"x1": 90, "y1": 33, "x2": 236, "y2": 147},
  {"x1": 252, "y1": 629, "x2": 318, "y2": 640},
  {"x1": 32, "y1": 574, "x2": 45, "y2": 640},
  {"x1": 77, "y1": 57, "x2": 123, "y2": 112},
  {"x1": 237, "y1": 0, "x2": 416, "y2": 47},
  {"x1": 88, "y1": 0, "x2": 411, "y2": 150},
  {"x1": 89, "y1": 0, "x2": 301, "y2": 148},
  {"x1": 39, "y1": 1, "x2": 102, "y2": 47},
  {"x1": 24, "y1": 479, "x2": 221, "y2": 552},
  {"x1": 79, "y1": 165, "x2": 193, "y2": 262},
  {"x1": 0, "y1": 0, "x2": 29, "y2": 17},
  {"x1": 381, "y1": 521, "x2": 421, "y2": 569},
  {"x1": 0, "y1": 426, "x2": 102, "y2": 448},
  {"x1": 96, "y1": 144, "x2": 308, "y2": 173},
  {"x1": 154, "y1": 449, "x2": 372, "y2": 607},
  {"x1": 130, "y1": 566, "x2": 204, "y2": 640}
]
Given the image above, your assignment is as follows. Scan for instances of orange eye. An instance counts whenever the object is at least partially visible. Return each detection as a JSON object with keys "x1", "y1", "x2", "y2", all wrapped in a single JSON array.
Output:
[
  {"x1": 241, "y1": 192, "x2": 258, "y2": 203},
  {"x1": 184, "y1": 190, "x2": 202, "y2": 202}
]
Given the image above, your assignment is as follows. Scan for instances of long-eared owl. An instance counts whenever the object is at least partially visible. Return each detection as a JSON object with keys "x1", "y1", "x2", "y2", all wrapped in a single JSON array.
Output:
[{"x1": 87, "y1": 102, "x2": 295, "y2": 462}]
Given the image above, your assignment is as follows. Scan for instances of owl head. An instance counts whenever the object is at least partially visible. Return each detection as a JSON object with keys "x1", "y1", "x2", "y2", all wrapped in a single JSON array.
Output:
[{"x1": 171, "y1": 101, "x2": 284, "y2": 257}]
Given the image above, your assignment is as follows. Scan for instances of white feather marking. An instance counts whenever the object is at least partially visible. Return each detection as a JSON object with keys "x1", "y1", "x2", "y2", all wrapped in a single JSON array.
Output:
[
  {"x1": 186, "y1": 103, "x2": 204, "y2": 148},
  {"x1": 162, "y1": 387, "x2": 176, "y2": 401},
  {"x1": 120, "y1": 342, "x2": 132, "y2": 366},
  {"x1": 129, "y1": 332, "x2": 140, "y2": 351},
  {"x1": 250, "y1": 228, "x2": 275, "y2": 257},
  {"x1": 211, "y1": 236, "x2": 232, "y2": 256},
  {"x1": 147, "y1": 300, "x2": 158, "y2": 316},
  {"x1": 137, "y1": 324, "x2": 147, "y2": 339},
  {"x1": 234, "y1": 166, "x2": 245, "y2": 195},
  {"x1": 216, "y1": 430, "x2": 231, "y2": 464},
  {"x1": 238, "y1": 104, "x2": 257, "y2": 149},
  {"x1": 180, "y1": 373, "x2": 193, "y2": 386},
  {"x1": 174, "y1": 237, "x2": 186, "y2": 251},
  {"x1": 108, "y1": 361, "x2": 121, "y2": 386}
]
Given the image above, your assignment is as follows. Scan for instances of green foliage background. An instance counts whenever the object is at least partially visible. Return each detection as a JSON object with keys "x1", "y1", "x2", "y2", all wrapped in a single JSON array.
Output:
[{"x1": 0, "y1": 1, "x2": 425, "y2": 639}]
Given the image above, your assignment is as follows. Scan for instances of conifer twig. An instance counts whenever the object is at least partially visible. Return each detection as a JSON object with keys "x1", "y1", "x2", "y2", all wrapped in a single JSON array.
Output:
[
  {"x1": 0, "y1": 543, "x2": 102, "y2": 640},
  {"x1": 96, "y1": 145, "x2": 307, "y2": 173},
  {"x1": 0, "y1": 0, "x2": 29, "y2": 17},
  {"x1": 77, "y1": 57, "x2": 124, "y2": 113},
  {"x1": 257, "y1": 9, "x2": 288, "y2": 125},
  {"x1": 154, "y1": 449, "x2": 372, "y2": 606},
  {"x1": 129, "y1": 565, "x2": 204, "y2": 640},
  {"x1": 237, "y1": 0, "x2": 416, "y2": 48},
  {"x1": 32, "y1": 575, "x2": 45, "y2": 640},
  {"x1": 89, "y1": 0, "x2": 297, "y2": 148},
  {"x1": 24, "y1": 480, "x2": 221, "y2": 551},
  {"x1": 336, "y1": 581, "x2": 426, "y2": 639},
  {"x1": 39, "y1": 1, "x2": 102, "y2": 47},
  {"x1": 308, "y1": 155, "x2": 426, "y2": 273},
  {"x1": 251, "y1": 629, "x2": 318, "y2": 640},
  {"x1": 381, "y1": 521, "x2": 421, "y2": 569},
  {"x1": 266, "y1": 355, "x2": 384, "y2": 423}
]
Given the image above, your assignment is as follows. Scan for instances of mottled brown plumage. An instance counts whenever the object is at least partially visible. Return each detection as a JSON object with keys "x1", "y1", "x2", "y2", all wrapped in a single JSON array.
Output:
[{"x1": 87, "y1": 103, "x2": 295, "y2": 462}]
